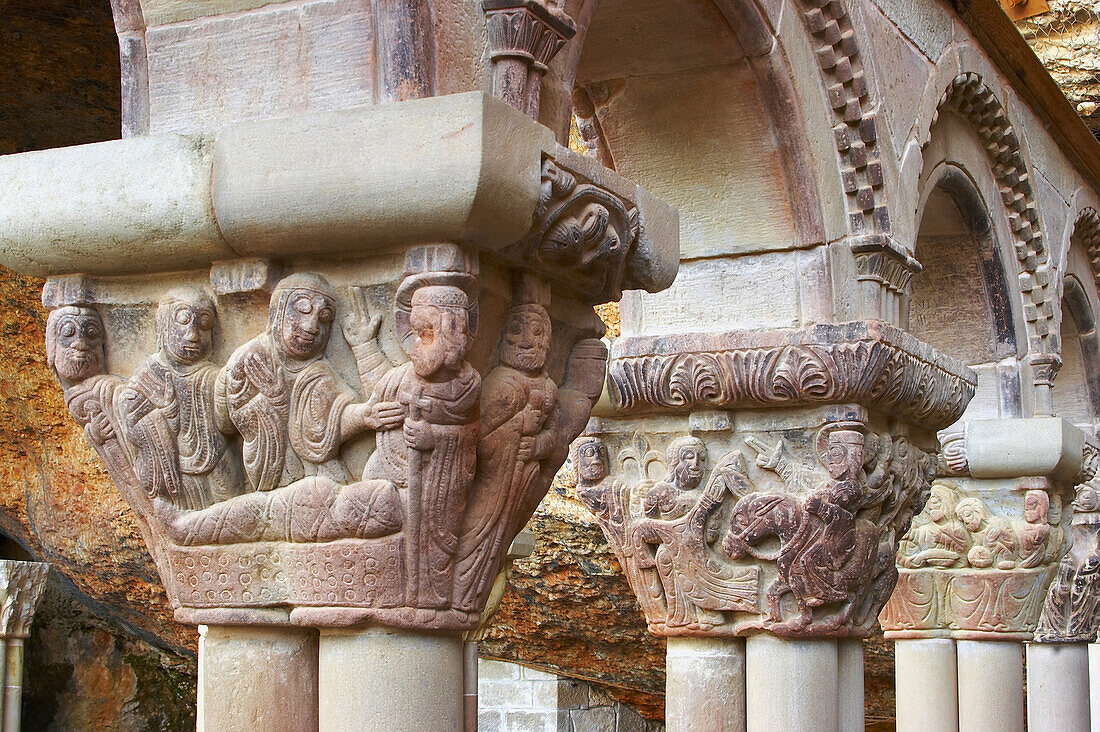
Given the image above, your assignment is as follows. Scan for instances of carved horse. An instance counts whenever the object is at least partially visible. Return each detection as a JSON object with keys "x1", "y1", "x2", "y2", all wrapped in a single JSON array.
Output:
[{"x1": 723, "y1": 491, "x2": 878, "y2": 632}]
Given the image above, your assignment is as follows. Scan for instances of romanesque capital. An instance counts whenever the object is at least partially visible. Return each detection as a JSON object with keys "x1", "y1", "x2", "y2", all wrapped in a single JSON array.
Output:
[
  {"x1": 484, "y1": 0, "x2": 576, "y2": 118},
  {"x1": 0, "y1": 561, "x2": 49, "y2": 639},
  {"x1": 22, "y1": 94, "x2": 678, "y2": 633},
  {"x1": 578, "y1": 322, "x2": 975, "y2": 637}
]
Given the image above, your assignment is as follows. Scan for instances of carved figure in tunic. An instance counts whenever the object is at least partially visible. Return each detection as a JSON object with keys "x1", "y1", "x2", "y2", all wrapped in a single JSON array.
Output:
[
  {"x1": 454, "y1": 303, "x2": 558, "y2": 612},
  {"x1": 1015, "y1": 489, "x2": 1051, "y2": 569},
  {"x1": 957, "y1": 497, "x2": 1018, "y2": 569},
  {"x1": 898, "y1": 482, "x2": 970, "y2": 568},
  {"x1": 724, "y1": 429, "x2": 879, "y2": 632},
  {"x1": 154, "y1": 273, "x2": 404, "y2": 545},
  {"x1": 574, "y1": 436, "x2": 667, "y2": 620},
  {"x1": 123, "y1": 288, "x2": 242, "y2": 511},
  {"x1": 631, "y1": 438, "x2": 757, "y2": 629},
  {"x1": 47, "y1": 306, "x2": 141, "y2": 500},
  {"x1": 361, "y1": 284, "x2": 481, "y2": 610}
]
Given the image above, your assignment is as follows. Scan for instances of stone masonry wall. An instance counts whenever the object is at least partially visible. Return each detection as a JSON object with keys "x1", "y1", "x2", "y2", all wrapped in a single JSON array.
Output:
[{"x1": 478, "y1": 659, "x2": 663, "y2": 732}]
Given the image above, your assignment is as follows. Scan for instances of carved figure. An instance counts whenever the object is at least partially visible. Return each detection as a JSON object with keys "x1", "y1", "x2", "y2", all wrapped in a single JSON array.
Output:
[
  {"x1": 898, "y1": 482, "x2": 970, "y2": 568},
  {"x1": 123, "y1": 288, "x2": 241, "y2": 510},
  {"x1": 956, "y1": 497, "x2": 1018, "y2": 569},
  {"x1": 514, "y1": 160, "x2": 641, "y2": 300},
  {"x1": 47, "y1": 306, "x2": 138, "y2": 493},
  {"x1": 455, "y1": 303, "x2": 557, "y2": 611},
  {"x1": 155, "y1": 274, "x2": 403, "y2": 545},
  {"x1": 1037, "y1": 480, "x2": 1100, "y2": 642},
  {"x1": 723, "y1": 428, "x2": 880, "y2": 633},
  {"x1": 574, "y1": 436, "x2": 668, "y2": 621},
  {"x1": 631, "y1": 440, "x2": 758, "y2": 629},
  {"x1": 1015, "y1": 489, "x2": 1051, "y2": 569},
  {"x1": 362, "y1": 283, "x2": 481, "y2": 610}
]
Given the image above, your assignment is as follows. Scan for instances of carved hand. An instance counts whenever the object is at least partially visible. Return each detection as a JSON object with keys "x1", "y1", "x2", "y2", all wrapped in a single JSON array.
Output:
[
  {"x1": 88, "y1": 408, "x2": 115, "y2": 442},
  {"x1": 517, "y1": 436, "x2": 536, "y2": 462},
  {"x1": 343, "y1": 312, "x2": 383, "y2": 349},
  {"x1": 368, "y1": 401, "x2": 404, "y2": 431},
  {"x1": 404, "y1": 417, "x2": 435, "y2": 450}
]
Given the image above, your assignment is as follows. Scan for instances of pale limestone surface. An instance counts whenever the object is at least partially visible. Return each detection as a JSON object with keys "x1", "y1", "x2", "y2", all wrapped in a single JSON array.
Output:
[
  {"x1": 665, "y1": 638, "x2": 746, "y2": 732},
  {"x1": 894, "y1": 639, "x2": 958, "y2": 732}
]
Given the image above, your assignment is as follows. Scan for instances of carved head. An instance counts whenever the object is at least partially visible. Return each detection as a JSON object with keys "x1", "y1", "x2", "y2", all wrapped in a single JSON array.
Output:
[
  {"x1": 46, "y1": 306, "x2": 106, "y2": 386},
  {"x1": 824, "y1": 429, "x2": 864, "y2": 481},
  {"x1": 572, "y1": 436, "x2": 608, "y2": 486},
  {"x1": 271, "y1": 273, "x2": 337, "y2": 361},
  {"x1": 667, "y1": 436, "x2": 707, "y2": 491},
  {"x1": 1075, "y1": 482, "x2": 1100, "y2": 513},
  {"x1": 157, "y1": 287, "x2": 216, "y2": 366},
  {"x1": 409, "y1": 285, "x2": 471, "y2": 379},
  {"x1": 1025, "y1": 489, "x2": 1050, "y2": 524},
  {"x1": 499, "y1": 304, "x2": 551, "y2": 374},
  {"x1": 956, "y1": 497, "x2": 988, "y2": 533},
  {"x1": 562, "y1": 338, "x2": 609, "y2": 402},
  {"x1": 926, "y1": 482, "x2": 959, "y2": 524}
]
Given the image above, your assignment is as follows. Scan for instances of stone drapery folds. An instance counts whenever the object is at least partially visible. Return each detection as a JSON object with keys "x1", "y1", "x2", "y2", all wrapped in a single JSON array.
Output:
[
  {"x1": 38, "y1": 111, "x2": 678, "y2": 632},
  {"x1": 580, "y1": 323, "x2": 975, "y2": 638}
]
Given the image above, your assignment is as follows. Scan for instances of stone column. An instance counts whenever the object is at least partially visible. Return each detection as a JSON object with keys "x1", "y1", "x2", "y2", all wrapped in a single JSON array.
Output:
[
  {"x1": 667, "y1": 637, "x2": 746, "y2": 732},
  {"x1": 1028, "y1": 461, "x2": 1100, "y2": 732},
  {"x1": 0, "y1": 12, "x2": 679, "y2": 717},
  {"x1": 894, "y1": 639, "x2": 958, "y2": 732},
  {"x1": 578, "y1": 242, "x2": 973, "y2": 731},
  {"x1": 0, "y1": 561, "x2": 48, "y2": 732},
  {"x1": 881, "y1": 417, "x2": 1085, "y2": 732},
  {"x1": 197, "y1": 624, "x2": 319, "y2": 732},
  {"x1": 318, "y1": 627, "x2": 463, "y2": 732},
  {"x1": 957, "y1": 640, "x2": 1024, "y2": 732}
]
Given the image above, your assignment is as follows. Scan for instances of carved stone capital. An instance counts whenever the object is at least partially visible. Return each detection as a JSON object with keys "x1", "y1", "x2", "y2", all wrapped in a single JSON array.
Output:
[
  {"x1": 881, "y1": 476, "x2": 1069, "y2": 640},
  {"x1": 1035, "y1": 475, "x2": 1100, "y2": 643},
  {"x1": 577, "y1": 410, "x2": 939, "y2": 638},
  {"x1": 0, "y1": 561, "x2": 49, "y2": 639},
  {"x1": 608, "y1": 321, "x2": 976, "y2": 430},
  {"x1": 484, "y1": 0, "x2": 576, "y2": 118},
  {"x1": 42, "y1": 222, "x2": 666, "y2": 630}
]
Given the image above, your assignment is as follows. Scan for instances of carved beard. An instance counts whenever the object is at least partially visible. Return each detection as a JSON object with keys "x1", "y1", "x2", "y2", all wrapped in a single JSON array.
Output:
[
  {"x1": 501, "y1": 342, "x2": 547, "y2": 373},
  {"x1": 541, "y1": 203, "x2": 614, "y2": 266},
  {"x1": 577, "y1": 450, "x2": 607, "y2": 485},
  {"x1": 672, "y1": 462, "x2": 703, "y2": 491},
  {"x1": 56, "y1": 347, "x2": 104, "y2": 384},
  {"x1": 410, "y1": 306, "x2": 468, "y2": 379}
]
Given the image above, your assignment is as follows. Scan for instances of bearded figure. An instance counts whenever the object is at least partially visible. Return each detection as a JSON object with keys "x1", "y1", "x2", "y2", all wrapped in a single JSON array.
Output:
[
  {"x1": 643, "y1": 436, "x2": 708, "y2": 519},
  {"x1": 123, "y1": 288, "x2": 241, "y2": 510},
  {"x1": 154, "y1": 273, "x2": 403, "y2": 546},
  {"x1": 453, "y1": 303, "x2": 559, "y2": 612},
  {"x1": 362, "y1": 284, "x2": 482, "y2": 610},
  {"x1": 48, "y1": 306, "x2": 141, "y2": 501}
]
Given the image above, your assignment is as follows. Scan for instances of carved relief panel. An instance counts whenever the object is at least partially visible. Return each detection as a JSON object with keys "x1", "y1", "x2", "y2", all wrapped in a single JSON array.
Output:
[
  {"x1": 578, "y1": 408, "x2": 940, "y2": 638},
  {"x1": 880, "y1": 474, "x2": 1070, "y2": 639},
  {"x1": 43, "y1": 237, "x2": 620, "y2": 631}
]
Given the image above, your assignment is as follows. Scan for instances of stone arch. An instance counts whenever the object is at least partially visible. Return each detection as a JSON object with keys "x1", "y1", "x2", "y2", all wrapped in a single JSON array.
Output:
[
  {"x1": 1055, "y1": 270, "x2": 1100, "y2": 426},
  {"x1": 920, "y1": 70, "x2": 1053, "y2": 355}
]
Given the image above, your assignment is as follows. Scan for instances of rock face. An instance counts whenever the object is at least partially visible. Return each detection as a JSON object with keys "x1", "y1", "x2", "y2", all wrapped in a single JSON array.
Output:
[{"x1": 1018, "y1": 0, "x2": 1100, "y2": 132}]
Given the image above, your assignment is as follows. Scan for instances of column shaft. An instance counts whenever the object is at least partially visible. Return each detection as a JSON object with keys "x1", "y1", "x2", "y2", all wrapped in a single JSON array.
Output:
[
  {"x1": 957, "y1": 640, "x2": 1024, "y2": 732},
  {"x1": 464, "y1": 640, "x2": 478, "y2": 732},
  {"x1": 2, "y1": 640, "x2": 23, "y2": 732},
  {"x1": 666, "y1": 637, "x2": 746, "y2": 732},
  {"x1": 838, "y1": 639, "x2": 864, "y2": 732},
  {"x1": 1091, "y1": 643, "x2": 1100, "y2": 732},
  {"x1": 895, "y1": 638, "x2": 958, "y2": 732},
  {"x1": 318, "y1": 627, "x2": 463, "y2": 732},
  {"x1": 1027, "y1": 643, "x2": 1090, "y2": 732},
  {"x1": 197, "y1": 625, "x2": 319, "y2": 732},
  {"x1": 746, "y1": 635, "x2": 838, "y2": 732}
]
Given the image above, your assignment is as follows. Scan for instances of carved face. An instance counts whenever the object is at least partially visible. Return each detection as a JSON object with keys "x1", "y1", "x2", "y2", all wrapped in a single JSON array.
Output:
[
  {"x1": 278, "y1": 290, "x2": 335, "y2": 360},
  {"x1": 49, "y1": 307, "x2": 106, "y2": 384},
  {"x1": 500, "y1": 307, "x2": 551, "y2": 373},
  {"x1": 409, "y1": 300, "x2": 468, "y2": 379},
  {"x1": 575, "y1": 439, "x2": 608, "y2": 485},
  {"x1": 825, "y1": 434, "x2": 863, "y2": 481},
  {"x1": 162, "y1": 301, "x2": 214, "y2": 365},
  {"x1": 1025, "y1": 490, "x2": 1049, "y2": 524},
  {"x1": 927, "y1": 493, "x2": 946, "y2": 523},
  {"x1": 956, "y1": 499, "x2": 985, "y2": 532},
  {"x1": 670, "y1": 440, "x2": 706, "y2": 491}
]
